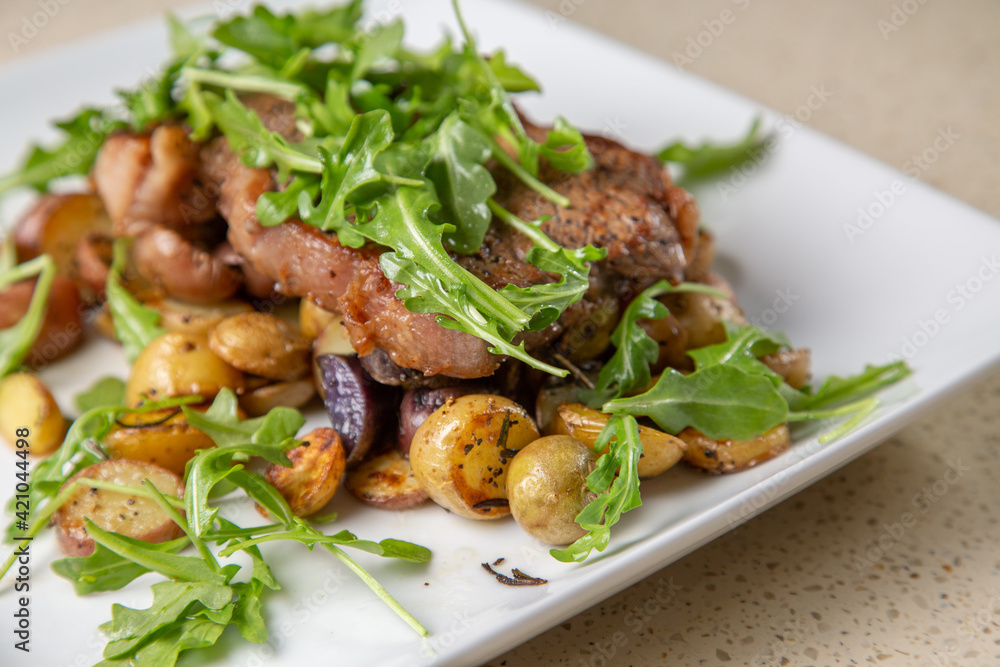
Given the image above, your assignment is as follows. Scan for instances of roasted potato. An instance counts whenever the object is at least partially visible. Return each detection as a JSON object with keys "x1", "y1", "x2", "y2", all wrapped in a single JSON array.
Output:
[
  {"x1": 52, "y1": 459, "x2": 185, "y2": 557},
  {"x1": 316, "y1": 354, "x2": 399, "y2": 464},
  {"x1": 760, "y1": 348, "x2": 812, "y2": 390},
  {"x1": 552, "y1": 403, "x2": 687, "y2": 478},
  {"x1": 312, "y1": 321, "x2": 355, "y2": 397},
  {"x1": 506, "y1": 435, "x2": 597, "y2": 545},
  {"x1": 409, "y1": 394, "x2": 540, "y2": 520},
  {"x1": 663, "y1": 273, "x2": 745, "y2": 350},
  {"x1": 0, "y1": 373, "x2": 66, "y2": 456},
  {"x1": 14, "y1": 193, "x2": 111, "y2": 275},
  {"x1": 125, "y1": 332, "x2": 244, "y2": 407},
  {"x1": 398, "y1": 385, "x2": 486, "y2": 456},
  {"x1": 680, "y1": 424, "x2": 791, "y2": 474},
  {"x1": 299, "y1": 298, "x2": 338, "y2": 339},
  {"x1": 265, "y1": 428, "x2": 346, "y2": 517},
  {"x1": 103, "y1": 408, "x2": 215, "y2": 475},
  {"x1": 0, "y1": 276, "x2": 84, "y2": 367},
  {"x1": 149, "y1": 297, "x2": 253, "y2": 337},
  {"x1": 555, "y1": 294, "x2": 620, "y2": 363},
  {"x1": 208, "y1": 312, "x2": 311, "y2": 381},
  {"x1": 346, "y1": 450, "x2": 429, "y2": 510},
  {"x1": 238, "y1": 377, "x2": 316, "y2": 417}
]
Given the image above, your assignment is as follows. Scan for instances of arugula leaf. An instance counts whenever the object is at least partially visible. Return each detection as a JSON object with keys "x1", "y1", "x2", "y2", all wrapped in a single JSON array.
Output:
[
  {"x1": 297, "y1": 110, "x2": 396, "y2": 236},
  {"x1": 606, "y1": 365, "x2": 790, "y2": 441},
  {"x1": 106, "y1": 239, "x2": 165, "y2": 363},
  {"x1": 489, "y1": 200, "x2": 606, "y2": 330},
  {"x1": 687, "y1": 321, "x2": 785, "y2": 379},
  {"x1": 101, "y1": 580, "x2": 233, "y2": 659},
  {"x1": 182, "y1": 388, "x2": 304, "y2": 450},
  {"x1": 166, "y1": 14, "x2": 202, "y2": 60},
  {"x1": 256, "y1": 175, "x2": 318, "y2": 227},
  {"x1": 425, "y1": 113, "x2": 496, "y2": 254},
  {"x1": 487, "y1": 51, "x2": 540, "y2": 92},
  {"x1": 791, "y1": 361, "x2": 911, "y2": 411},
  {"x1": 110, "y1": 615, "x2": 227, "y2": 666},
  {"x1": 551, "y1": 414, "x2": 643, "y2": 563},
  {"x1": 580, "y1": 280, "x2": 727, "y2": 408},
  {"x1": 86, "y1": 520, "x2": 227, "y2": 584},
  {"x1": 74, "y1": 377, "x2": 126, "y2": 413},
  {"x1": 351, "y1": 21, "x2": 404, "y2": 81},
  {"x1": 52, "y1": 538, "x2": 189, "y2": 595},
  {"x1": 657, "y1": 116, "x2": 768, "y2": 180},
  {"x1": 537, "y1": 116, "x2": 594, "y2": 174},
  {"x1": 0, "y1": 109, "x2": 121, "y2": 195},
  {"x1": 0, "y1": 254, "x2": 55, "y2": 377}
]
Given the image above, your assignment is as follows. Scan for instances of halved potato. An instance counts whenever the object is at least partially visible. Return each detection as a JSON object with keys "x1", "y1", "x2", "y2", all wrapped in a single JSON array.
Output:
[
  {"x1": 14, "y1": 193, "x2": 111, "y2": 276},
  {"x1": 125, "y1": 332, "x2": 244, "y2": 407},
  {"x1": 346, "y1": 450, "x2": 428, "y2": 511},
  {"x1": 208, "y1": 312, "x2": 311, "y2": 381},
  {"x1": 409, "y1": 394, "x2": 540, "y2": 520},
  {"x1": 103, "y1": 408, "x2": 215, "y2": 475},
  {"x1": 265, "y1": 428, "x2": 346, "y2": 517},
  {"x1": 149, "y1": 298, "x2": 254, "y2": 337},
  {"x1": 552, "y1": 403, "x2": 687, "y2": 478},
  {"x1": 238, "y1": 377, "x2": 316, "y2": 417},
  {"x1": 0, "y1": 276, "x2": 85, "y2": 367},
  {"x1": 680, "y1": 424, "x2": 791, "y2": 474},
  {"x1": 0, "y1": 373, "x2": 66, "y2": 456},
  {"x1": 52, "y1": 459, "x2": 185, "y2": 557},
  {"x1": 299, "y1": 298, "x2": 338, "y2": 339}
]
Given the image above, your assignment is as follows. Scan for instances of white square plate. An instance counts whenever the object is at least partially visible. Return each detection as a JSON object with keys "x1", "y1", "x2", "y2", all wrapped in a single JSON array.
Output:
[{"x1": 2, "y1": 1, "x2": 1000, "y2": 665}]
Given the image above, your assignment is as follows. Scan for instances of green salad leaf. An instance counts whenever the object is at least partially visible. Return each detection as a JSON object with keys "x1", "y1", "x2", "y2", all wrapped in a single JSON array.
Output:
[
  {"x1": 657, "y1": 116, "x2": 768, "y2": 179},
  {"x1": 0, "y1": 254, "x2": 55, "y2": 377},
  {"x1": 105, "y1": 239, "x2": 165, "y2": 363}
]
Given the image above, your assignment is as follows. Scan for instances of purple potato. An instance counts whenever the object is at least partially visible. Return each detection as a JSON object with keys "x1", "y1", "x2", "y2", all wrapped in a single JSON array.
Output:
[
  {"x1": 316, "y1": 354, "x2": 400, "y2": 465},
  {"x1": 397, "y1": 384, "x2": 487, "y2": 456}
]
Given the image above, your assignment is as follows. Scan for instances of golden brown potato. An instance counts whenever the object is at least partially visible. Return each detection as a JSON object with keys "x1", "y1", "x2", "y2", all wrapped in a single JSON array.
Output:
[
  {"x1": 556, "y1": 294, "x2": 620, "y2": 363},
  {"x1": 14, "y1": 193, "x2": 111, "y2": 275},
  {"x1": 760, "y1": 348, "x2": 812, "y2": 390},
  {"x1": 299, "y1": 298, "x2": 338, "y2": 339},
  {"x1": 552, "y1": 403, "x2": 687, "y2": 478},
  {"x1": 52, "y1": 459, "x2": 185, "y2": 557},
  {"x1": 149, "y1": 297, "x2": 253, "y2": 337},
  {"x1": 409, "y1": 394, "x2": 540, "y2": 520},
  {"x1": 208, "y1": 312, "x2": 311, "y2": 382},
  {"x1": 238, "y1": 377, "x2": 316, "y2": 417},
  {"x1": 125, "y1": 332, "x2": 244, "y2": 407},
  {"x1": 265, "y1": 428, "x2": 346, "y2": 517},
  {"x1": 346, "y1": 450, "x2": 429, "y2": 510},
  {"x1": 0, "y1": 373, "x2": 66, "y2": 456},
  {"x1": 0, "y1": 276, "x2": 84, "y2": 367},
  {"x1": 103, "y1": 408, "x2": 215, "y2": 476},
  {"x1": 663, "y1": 273, "x2": 746, "y2": 351},
  {"x1": 680, "y1": 424, "x2": 791, "y2": 474},
  {"x1": 506, "y1": 435, "x2": 596, "y2": 545}
]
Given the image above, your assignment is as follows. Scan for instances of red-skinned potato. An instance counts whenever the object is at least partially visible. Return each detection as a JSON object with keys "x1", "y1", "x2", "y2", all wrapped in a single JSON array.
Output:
[
  {"x1": 52, "y1": 459, "x2": 185, "y2": 557},
  {"x1": 0, "y1": 276, "x2": 84, "y2": 367},
  {"x1": 14, "y1": 193, "x2": 111, "y2": 275}
]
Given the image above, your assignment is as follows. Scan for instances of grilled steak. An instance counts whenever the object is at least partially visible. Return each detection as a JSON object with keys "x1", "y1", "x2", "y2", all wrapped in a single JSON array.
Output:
[{"x1": 93, "y1": 97, "x2": 702, "y2": 379}]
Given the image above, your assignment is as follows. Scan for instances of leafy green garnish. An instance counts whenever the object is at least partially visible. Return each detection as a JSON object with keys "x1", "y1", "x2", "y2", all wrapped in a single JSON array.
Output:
[
  {"x1": 551, "y1": 414, "x2": 643, "y2": 563},
  {"x1": 607, "y1": 364, "x2": 790, "y2": 441},
  {"x1": 0, "y1": 109, "x2": 122, "y2": 196},
  {"x1": 0, "y1": 254, "x2": 55, "y2": 377},
  {"x1": 580, "y1": 280, "x2": 727, "y2": 408},
  {"x1": 657, "y1": 116, "x2": 768, "y2": 180},
  {"x1": 105, "y1": 239, "x2": 165, "y2": 363},
  {"x1": 52, "y1": 538, "x2": 189, "y2": 595},
  {"x1": 74, "y1": 377, "x2": 127, "y2": 413}
]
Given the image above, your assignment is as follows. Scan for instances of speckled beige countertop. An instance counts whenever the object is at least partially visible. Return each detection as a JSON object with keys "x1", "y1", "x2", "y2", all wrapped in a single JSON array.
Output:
[{"x1": 2, "y1": 1, "x2": 998, "y2": 665}]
